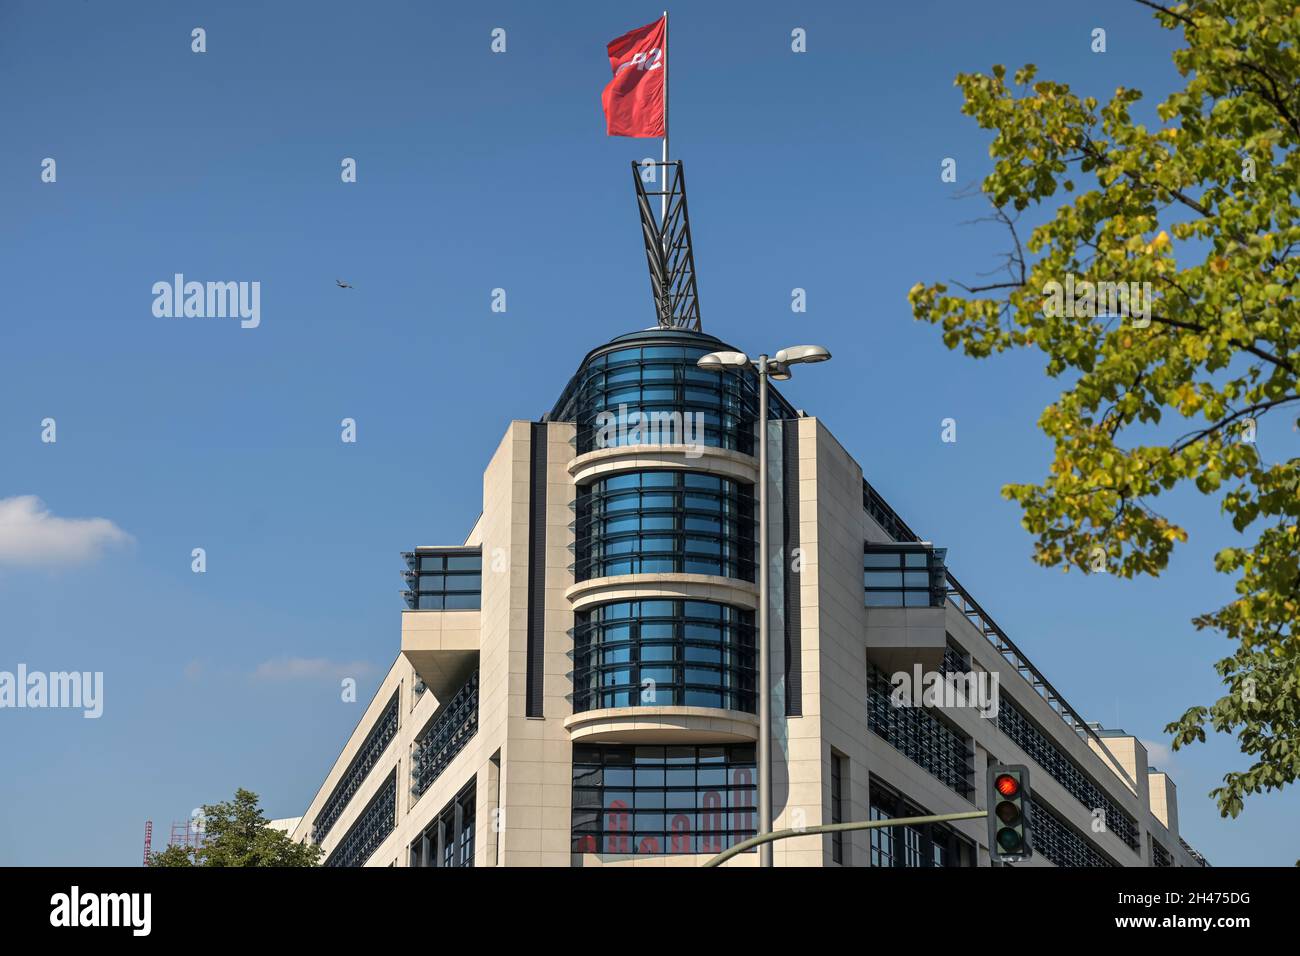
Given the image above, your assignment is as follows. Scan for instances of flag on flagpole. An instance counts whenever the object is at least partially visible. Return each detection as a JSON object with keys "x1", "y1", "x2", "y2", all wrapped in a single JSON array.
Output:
[{"x1": 600, "y1": 17, "x2": 666, "y2": 138}]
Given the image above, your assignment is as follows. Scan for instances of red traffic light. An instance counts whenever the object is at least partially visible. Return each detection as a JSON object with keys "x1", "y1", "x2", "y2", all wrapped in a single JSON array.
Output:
[
  {"x1": 987, "y1": 764, "x2": 1032, "y2": 862},
  {"x1": 994, "y1": 773, "x2": 1020, "y2": 798}
]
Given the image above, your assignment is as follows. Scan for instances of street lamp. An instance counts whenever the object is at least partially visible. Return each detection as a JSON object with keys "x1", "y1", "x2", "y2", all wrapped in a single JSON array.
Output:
[{"x1": 697, "y1": 343, "x2": 831, "y2": 867}]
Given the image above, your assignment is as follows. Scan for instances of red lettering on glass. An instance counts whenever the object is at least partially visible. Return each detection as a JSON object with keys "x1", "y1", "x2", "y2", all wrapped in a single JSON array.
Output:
[
  {"x1": 607, "y1": 799, "x2": 630, "y2": 853},
  {"x1": 701, "y1": 790, "x2": 724, "y2": 853},
  {"x1": 670, "y1": 813, "x2": 691, "y2": 854},
  {"x1": 733, "y1": 768, "x2": 754, "y2": 833}
]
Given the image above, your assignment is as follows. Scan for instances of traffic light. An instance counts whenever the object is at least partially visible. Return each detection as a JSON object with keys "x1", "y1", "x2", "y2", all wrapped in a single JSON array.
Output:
[{"x1": 987, "y1": 764, "x2": 1033, "y2": 862}]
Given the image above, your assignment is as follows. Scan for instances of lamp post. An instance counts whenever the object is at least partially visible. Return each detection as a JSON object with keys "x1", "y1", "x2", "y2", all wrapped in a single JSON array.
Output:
[{"x1": 697, "y1": 343, "x2": 831, "y2": 867}]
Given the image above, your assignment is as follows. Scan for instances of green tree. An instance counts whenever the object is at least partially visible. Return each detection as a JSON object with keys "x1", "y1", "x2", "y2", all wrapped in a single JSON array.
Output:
[
  {"x1": 910, "y1": 0, "x2": 1298, "y2": 822},
  {"x1": 148, "y1": 788, "x2": 321, "y2": 867}
]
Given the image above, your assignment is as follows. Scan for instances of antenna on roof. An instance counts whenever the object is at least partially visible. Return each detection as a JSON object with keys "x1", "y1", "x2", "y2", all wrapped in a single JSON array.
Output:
[{"x1": 632, "y1": 159, "x2": 702, "y2": 331}]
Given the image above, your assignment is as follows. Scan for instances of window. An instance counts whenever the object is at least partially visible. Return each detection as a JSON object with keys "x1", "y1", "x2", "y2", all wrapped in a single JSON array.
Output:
[
  {"x1": 575, "y1": 471, "x2": 755, "y2": 582},
  {"x1": 830, "y1": 753, "x2": 846, "y2": 864},
  {"x1": 864, "y1": 545, "x2": 947, "y2": 607},
  {"x1": 573, "y1": 600, "x2": 756, "y2": 713},
  {"x1": 869, "y1": 803, "x2": 894, "y2": 867},
  {"x1": 996, "y1": 695, "x2": 1140, "y2": 851},
  {"x1": 312, "y1": 692, "x2": 399, "y2": 843},
  {"x1": 402, "y1": 549, "x2": 481, "y2": 610},
  {"x1": 410, "y1": 778, "x2": 476, "y2": 868},
  {"x1": 868, "y1": 778, "x2": 974, "y2": 868},
  {"x1": 550, "y1": 338, "x2": 798, "y2": 456},
  {"x1": 903, "y1": 825, "x2": 923, "y2": 867},
  {"x1": 941, "y1": 642, "x2": 970, "y2": 675},
  {"x1": 1151, "y1": 839, "x2": 1174, "y2": 868},
  {"x1": 1030, "y1": 796, "x2": 1117, "y2": 868},
  {"x1": 571, "y1": 744, "x2": 757, "y2": 855},
  {"x1": 324, "y1": 770, "x2": 396, "y2": 868},
  {"x1": 866, "y1": 662, "x2": 974, "y2": 797},
  {"x1": 411, "y1": 672, "x2": 479, "y2": 799}
]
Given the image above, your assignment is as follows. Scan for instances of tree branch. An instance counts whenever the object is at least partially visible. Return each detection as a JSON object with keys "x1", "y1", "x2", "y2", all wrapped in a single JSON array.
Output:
[
  {"x1": 1169, "y1": 397, "x2": 1300, "y2": 454},
  {"x1": 1131, "y1": 0, "x2": 1198, "y2": 30},
  {"x1": 1147, "y1": 313, "x2": 1296, "y2": 375}
]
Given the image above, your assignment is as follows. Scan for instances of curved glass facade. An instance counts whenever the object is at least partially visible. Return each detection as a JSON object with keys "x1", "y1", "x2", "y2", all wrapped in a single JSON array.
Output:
[
  {"x1": 573, "y1": 599, "x2": 756, "y2": 713},
  {"x1": 572, "y1": 744, "x2": 757, "y2": 855},
  {"x1": 575, "y1": 470, "x2": 756, "y2": 582},
  {"x1": 549, "y1": 330, "x2": 797, "y2": 456}
]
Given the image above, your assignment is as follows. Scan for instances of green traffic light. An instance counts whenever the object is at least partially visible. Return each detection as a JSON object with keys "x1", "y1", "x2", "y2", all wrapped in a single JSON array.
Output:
[{"x1": 997, "y1": 827, "x2": 1023, "y2": 851}]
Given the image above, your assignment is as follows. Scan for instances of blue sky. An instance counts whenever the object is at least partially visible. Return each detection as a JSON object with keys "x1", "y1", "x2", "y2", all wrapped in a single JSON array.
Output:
[{"x1": 1, "y1": 0, "x2": 1293, "y2": 866}]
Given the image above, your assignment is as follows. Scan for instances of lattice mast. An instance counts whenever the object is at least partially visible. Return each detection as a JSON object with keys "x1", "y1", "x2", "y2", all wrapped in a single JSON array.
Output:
[
  {"x1": 169, "y1": 819, "x2": 205, "y2": 855},
  {"x1": 633, "y1": 159, "x2": 703, "y2": 331}
]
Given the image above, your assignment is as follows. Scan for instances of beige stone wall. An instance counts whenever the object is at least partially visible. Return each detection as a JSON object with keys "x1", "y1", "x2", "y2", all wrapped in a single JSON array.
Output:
[
  {"x1": 1147, "y1": 770, "x2": 1177, "y2": 833},
  {"x1": 295, "y1": 407, "x2": 1200, "y2": 868}
]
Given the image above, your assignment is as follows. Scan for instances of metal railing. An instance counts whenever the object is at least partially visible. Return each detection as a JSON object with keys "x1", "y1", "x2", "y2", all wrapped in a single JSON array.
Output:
[
  {"x1": 1180, "y1": 837, "x2": 1212, "y2": 867},
  {"x1": 863, "y1": 479, "x2": 1140, "y2": 795}
]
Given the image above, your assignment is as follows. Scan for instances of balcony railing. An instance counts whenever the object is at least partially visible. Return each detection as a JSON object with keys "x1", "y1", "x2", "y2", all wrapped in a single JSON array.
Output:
[
  {"x1": 312, "y1": 691, "x2": 399, "y2": 844},
  {"x1": 324, "y1": 770, "x2": 396, "y2": 868},
  {"x1": 1180, "y1": 837, "x2": 1212, "y2": 867},
  {"x1": 864, "y1": 543, "x2": 948, "y2": 608},
  {"x1": 862, "y1": 479, "x2": 1140, "y2": 795},
  {"x1": 411, "y1": 671, "x2": 479, "y2": 799},
  {"x1": 401, "y1": 547, "x2": 482, "y2": 611},
  {"x1": 866, "y1": 663, "x2": 975, "y2": 798}
]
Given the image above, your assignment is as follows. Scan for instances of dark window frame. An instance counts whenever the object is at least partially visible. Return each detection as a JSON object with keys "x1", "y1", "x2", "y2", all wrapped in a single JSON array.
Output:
[
  {"x1": 863, "y1": 544, "x2": 948, "y2": 608},
  {"x1": 573, "y1": 600, "x2": 756, "y2": 713},
  {"x1": 551, "y1": 342, "x2": 799, "y2": 456},
  {"x1": 571, "y1": 744, "x2": 758, "y2": 856},
  {"x1": 324, "y1": 769, "x2": 397, "y2": 868},
  {"x1": 402, "y1": 548, "x2": 482, "y2": 610},
  {"x1": 410, "y1": 778, "x2": 477, "y2": 868},
  {"x1": 575, "y1": 470, "x2": 756, "y2": 582},
  {"x1": 830, "y1": 751, "x2": 846, "y2": 864},
  {"x1": 867, "y1": 776, "x2": 974, "y2": 868}
]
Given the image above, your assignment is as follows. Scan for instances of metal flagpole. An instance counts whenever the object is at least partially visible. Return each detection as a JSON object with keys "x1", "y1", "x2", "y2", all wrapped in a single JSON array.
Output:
[{"x1": 661, "y1": 10, "x2": 669, "y2": 226}]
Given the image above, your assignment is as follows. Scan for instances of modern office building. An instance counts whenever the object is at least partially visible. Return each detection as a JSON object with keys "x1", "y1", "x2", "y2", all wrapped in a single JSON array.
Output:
[{"x1": 290, "y1": 327, "x2": 1210, "y2": 868}]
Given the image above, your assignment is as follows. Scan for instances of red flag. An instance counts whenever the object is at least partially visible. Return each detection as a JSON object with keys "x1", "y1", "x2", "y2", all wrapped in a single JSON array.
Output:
[{"x1": 601, "y1": 17, "x2": 666, "y2": 138}]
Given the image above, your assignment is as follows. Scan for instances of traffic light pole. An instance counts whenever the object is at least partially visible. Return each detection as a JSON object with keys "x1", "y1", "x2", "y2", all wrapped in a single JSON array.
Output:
[{"x1": 703, "y1": 809, "x2": 987, "y2": 867}]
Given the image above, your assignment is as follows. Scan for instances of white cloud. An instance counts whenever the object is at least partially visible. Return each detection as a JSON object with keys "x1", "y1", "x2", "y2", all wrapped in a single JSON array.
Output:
[
  {"x1": 0, "y1": 495, "x2": 133, "y2": 566},
  {"x1": 1142, "y1": 738, "x2": 1178, "y2": 772},
  {"x1": 251, "y1": 657, "x2": 375, "y2": 682}
]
